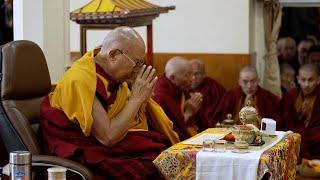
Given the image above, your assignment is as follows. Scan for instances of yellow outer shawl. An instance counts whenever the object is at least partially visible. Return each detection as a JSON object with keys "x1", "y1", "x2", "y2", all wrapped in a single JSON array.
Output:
[{"x1": 49, "y1": 51, "x2": 180, "y2": 144}]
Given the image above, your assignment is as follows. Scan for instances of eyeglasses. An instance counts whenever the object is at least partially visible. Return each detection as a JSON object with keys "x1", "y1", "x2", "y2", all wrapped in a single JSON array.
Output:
[{"x1": 117, "y1": 49, "x2": 145, "y2": 68}]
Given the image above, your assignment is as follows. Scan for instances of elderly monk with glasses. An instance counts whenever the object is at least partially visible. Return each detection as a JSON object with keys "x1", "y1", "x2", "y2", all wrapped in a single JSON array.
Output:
[{"x1": 40, "y1": 27, "x2": 179, "y2": 179}]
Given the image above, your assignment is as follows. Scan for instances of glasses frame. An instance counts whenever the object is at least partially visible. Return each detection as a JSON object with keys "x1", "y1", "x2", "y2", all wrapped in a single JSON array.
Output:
[{"x1": 117, "y1": 49, "x2": 145, "y2": 68}]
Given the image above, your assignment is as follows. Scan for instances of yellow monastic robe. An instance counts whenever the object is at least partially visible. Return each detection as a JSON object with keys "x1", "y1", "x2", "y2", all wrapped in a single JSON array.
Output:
[{"x1": 49, "y1": 50, "x2": 180, "y2": 144}]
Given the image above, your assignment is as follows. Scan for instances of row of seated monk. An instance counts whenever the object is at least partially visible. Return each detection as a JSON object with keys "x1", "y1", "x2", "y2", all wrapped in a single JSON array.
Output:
[
  {"x1": 1, "y1": 27, "x2": 320, "y2": 179},
  {"x1": 154, "y1": 56, "x2": 320, "y2": 161},
  {"x1": 277, "y1": 36, "x2": 320, "y2": 95}
]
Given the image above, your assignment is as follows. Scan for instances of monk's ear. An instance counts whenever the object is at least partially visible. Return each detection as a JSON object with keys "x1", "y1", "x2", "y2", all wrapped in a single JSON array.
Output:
[
  {"x1": 168, "y1": 74, "x2": 175, "y2": 81},
  {"x1": 317, "y1": 76, "x2": 320, "y2": 84},
  {"x1": 109, "y1": 49, "x2": 118, "y2": 59}
]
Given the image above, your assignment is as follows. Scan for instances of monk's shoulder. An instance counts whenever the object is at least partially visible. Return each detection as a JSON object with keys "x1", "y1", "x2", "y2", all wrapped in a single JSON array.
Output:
[
  {"x1": 55, "y1": 69, "x2": 95, "y2": 93},
  {"x1": 282, "y1": 87, "x2": 300, "y2": 102}
]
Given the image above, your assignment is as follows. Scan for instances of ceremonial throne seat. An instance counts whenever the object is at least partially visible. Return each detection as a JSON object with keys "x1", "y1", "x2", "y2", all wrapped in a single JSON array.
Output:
[{"x1": 0, "y1": 40, "x2": 94, "y2": 179}]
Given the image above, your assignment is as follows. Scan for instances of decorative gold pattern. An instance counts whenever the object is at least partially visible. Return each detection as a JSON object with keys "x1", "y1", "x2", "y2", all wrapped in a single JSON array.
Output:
[{"x1": 154, "y1": 128, "x2": 301, "y2": 180}]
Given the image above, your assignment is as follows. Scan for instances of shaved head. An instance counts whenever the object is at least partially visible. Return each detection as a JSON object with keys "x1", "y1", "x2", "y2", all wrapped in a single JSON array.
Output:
[
  {"x1": 94, "y1": 26, "x2": 146, "y2": 82},
  {"x1": 299, "y1": 63, "x2": 319, "y2": 76},
  {"x1": 298, "y1": 63, "x2": 320, "y2": 95},
  {"x1": 190, "y1": 59, "x2": 205, "y2": 73},
  {"x1": 239, "y1": 66, "x2": 259, "y2": 96},
  {"x1": 165, "y1": 56, "x2": 190, "y2": 77},
  {"x1": 100, "y1": 26, "x2": 145, "y2": 56},
  {"x1": 165, "y1": 56, "x2": 192, "y2": 90},
  {"x1": 239, "y1": 66, "x2": 258, "y2": 76}
]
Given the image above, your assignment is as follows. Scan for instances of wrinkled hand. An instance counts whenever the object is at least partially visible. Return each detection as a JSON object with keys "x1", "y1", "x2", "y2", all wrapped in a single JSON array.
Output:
[
  {"x1": 184, "y1": 92, "x2": 203, "y2": 115},
  {"x1": 131, "y1": 65, "x2": 157, "y2": 104}
]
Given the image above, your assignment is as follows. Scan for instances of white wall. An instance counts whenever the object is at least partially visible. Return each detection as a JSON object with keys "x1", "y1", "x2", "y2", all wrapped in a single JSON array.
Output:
[
  {"x1": 70, "y1": 0, "x2": 251, "y2": 53},
  {"x1": 14, "y1": 0, "x2": 69, "y2": 82}
]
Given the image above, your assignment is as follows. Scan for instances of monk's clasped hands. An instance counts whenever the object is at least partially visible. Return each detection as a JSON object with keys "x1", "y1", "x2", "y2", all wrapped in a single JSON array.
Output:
[{"x1": 131, "y1": 65, "x2": 158, "y2": 103}]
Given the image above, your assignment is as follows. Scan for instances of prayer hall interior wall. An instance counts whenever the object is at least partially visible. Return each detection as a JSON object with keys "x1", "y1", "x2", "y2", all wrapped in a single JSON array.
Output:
[
  {"x1": 152, "y1": 53, "x2": 251, "y2": 90},
  {"x1": 71, "y1": 52, "x2": 251, "y2": 90}
]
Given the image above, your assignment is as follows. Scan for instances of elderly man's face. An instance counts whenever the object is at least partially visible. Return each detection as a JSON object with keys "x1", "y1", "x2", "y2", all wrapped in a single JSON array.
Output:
[
  {"x1": 174, "y1": 68, "x2": 192, "y2": 91},
  {"x1": 239, "y1": 72, "x2": 259, "y2": 96},
  {"x1": 298, "y1": 70, "x2": 319, "y2": 96},
  {"x1": 114, "y1": 47, "x2": 145, "y2": 82},
  {"x1": 191, "y1": 64, "x2": 205, "y2": 90}
]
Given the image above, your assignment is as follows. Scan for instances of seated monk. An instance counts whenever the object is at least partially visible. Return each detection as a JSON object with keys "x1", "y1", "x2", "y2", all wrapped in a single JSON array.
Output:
[
  {"x1": 213, "y1": 66, "x2": 281, "y2": 127},
  {"x1": 153, "y1": 57, "x2": 202, "y2": 140},
  {"x1": 40, "y1": 27, "x2": 179, "y2": 179},
  {"x1": 282, "y1": 64, "x2": 320, "y2": 160},
  {"x1": 188, "y1": 59, "x2": 225, "y2": 131}
]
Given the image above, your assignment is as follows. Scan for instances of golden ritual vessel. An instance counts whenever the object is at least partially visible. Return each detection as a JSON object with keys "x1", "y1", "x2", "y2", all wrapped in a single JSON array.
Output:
[
  {"x1": 238, "y1": 100, "x2": 261, "y2": 128},
  {"x1": 231, "y1": 100, "x2": 262, "y2": 145}
]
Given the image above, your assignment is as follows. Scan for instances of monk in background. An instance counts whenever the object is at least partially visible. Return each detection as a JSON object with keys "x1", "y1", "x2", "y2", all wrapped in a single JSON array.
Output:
[
  {"x1": 282, "y1": 64, "x2": 320, "y2": 160},
  {"x1": 278, "y1": 37, "x2": 300, "y2": 73},
  {"x1": 40, "y1": 27, "x2": 179, "y2": 179},
  {"x1": 153, "y1": 57, "x2": 202, "y2": 140},
  {"x1": 213, "y1": 66, "x2": 281, "y2": 127},
  {"x1": 297, "y1": 38, "x2": 314, "y2": 66},
  {"x1": 280, "y1": 63, "x2": 296, "y2": 95},
  {"x1": 308, "y1": 45, "x2": 320, "y2": 67},
  {"x1": 188, "y1": 59, "x2": 225, "y2": 131}
]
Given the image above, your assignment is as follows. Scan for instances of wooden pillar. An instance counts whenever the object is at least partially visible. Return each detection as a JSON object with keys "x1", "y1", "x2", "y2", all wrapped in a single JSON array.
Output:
[
  {"x1": 80, "y1": 25, "x2": 87, "y2": 56},
  {"x1": 146, "y1": 23, "x2": 153, "y2": 65}
]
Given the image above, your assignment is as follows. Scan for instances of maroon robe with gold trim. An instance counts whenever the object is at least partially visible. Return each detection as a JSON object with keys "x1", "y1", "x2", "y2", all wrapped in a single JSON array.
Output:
[
  {"x1": 282, "y1": 85, "x2": 320, "y2": 159},
  {"x1": 40, "y1": 64, "x2": 168, "y2": 179},
  {"x1": 153, "y1": 76, "x2": 196, "y2": 140},
  {"x1": 188, "y1": 77, "x2": 225, "y2": 131},
  {"x1": 213, "y1": 86, "x2": 281, "y2": 126}
]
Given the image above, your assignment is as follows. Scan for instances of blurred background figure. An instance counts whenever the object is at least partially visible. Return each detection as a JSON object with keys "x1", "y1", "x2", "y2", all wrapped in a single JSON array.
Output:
[
  {"x1": 308, "y1": 45, "x2": 320, "y2": 67},
  {"x1": 280, "y1": 63, "x2": 296, "y2": 95},
  {"x1": 297, "y1": 38, "x2": 315, "y2": 66},
  {"x1": 0, "y1": 0, "x2": 13, "y2": 45},
  {"x1": 278, "y1": 37, "x2": 299, "y2": 73}
]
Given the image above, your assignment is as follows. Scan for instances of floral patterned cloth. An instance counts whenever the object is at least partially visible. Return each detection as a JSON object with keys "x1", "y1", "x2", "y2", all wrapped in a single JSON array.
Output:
[{"x1": 153, "y1": 128, "x2": 301, "y2": 180}]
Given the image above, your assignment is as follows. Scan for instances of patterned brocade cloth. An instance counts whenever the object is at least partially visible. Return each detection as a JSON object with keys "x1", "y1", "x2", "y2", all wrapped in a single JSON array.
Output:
[{"x1": 153, "y1": 128, "x2": 301, "y2": 180}]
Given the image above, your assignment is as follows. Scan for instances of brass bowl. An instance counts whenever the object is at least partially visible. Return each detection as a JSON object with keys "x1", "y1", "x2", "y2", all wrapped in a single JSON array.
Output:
[{"x1": 231, "y1": 125, "x2": 256, "y2": 144}]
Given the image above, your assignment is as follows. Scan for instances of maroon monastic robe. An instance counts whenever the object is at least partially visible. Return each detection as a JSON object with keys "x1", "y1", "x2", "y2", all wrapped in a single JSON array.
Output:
[
  {"x1": 40, "y1": 64, "x2": 168, "y2": 179},
  {"x1": 213, "y1": 86, "x2": 281, "y2": 126},
  {"x1": 188, "y1": 77, "x2": 225, "y2": 131},
  {"x1": 153, "y1": 76, "x2": 196, "y2": 140},
  {"x1": 282, "y1": 85, "x2": 320, "y2": 159}
]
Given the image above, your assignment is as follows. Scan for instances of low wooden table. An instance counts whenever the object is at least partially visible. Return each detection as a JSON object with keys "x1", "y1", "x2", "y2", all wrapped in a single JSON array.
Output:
[{"x1": 153, "y1": 128, "x2": 301, "y2": 180}]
